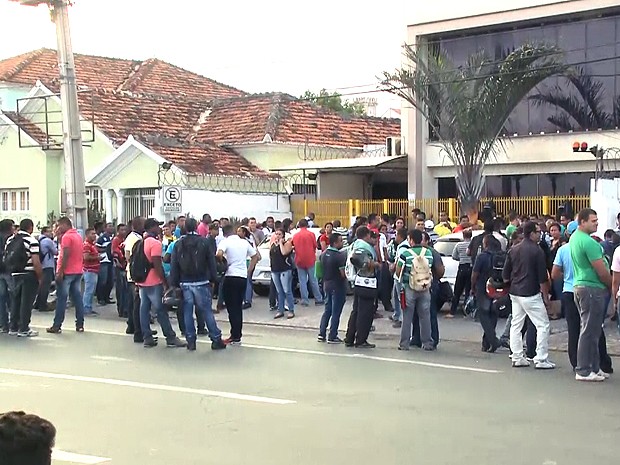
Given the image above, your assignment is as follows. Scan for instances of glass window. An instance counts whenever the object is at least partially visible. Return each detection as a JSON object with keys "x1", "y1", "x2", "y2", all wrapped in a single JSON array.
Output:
[
  {"x1": 10, "y1": 192, "x2": 16, "y2": 211},
  {"x1": 1, "y1": 192, "x2": 7, "y2": 211}
]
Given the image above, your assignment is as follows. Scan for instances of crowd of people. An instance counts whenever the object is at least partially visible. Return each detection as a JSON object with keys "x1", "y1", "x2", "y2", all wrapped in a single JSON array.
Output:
[{"x1": 1, "y1": 205, "x2": 619, "y2": 381}]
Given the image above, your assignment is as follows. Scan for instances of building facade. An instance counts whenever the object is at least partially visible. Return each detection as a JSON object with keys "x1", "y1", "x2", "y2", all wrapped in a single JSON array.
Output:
[{"x1": 404, "y1": 0, "x2": 620, "y2": 200}]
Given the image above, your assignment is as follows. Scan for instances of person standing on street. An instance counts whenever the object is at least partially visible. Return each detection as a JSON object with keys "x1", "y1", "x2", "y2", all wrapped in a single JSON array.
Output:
[
  {"x1": 317, "y1": 233, "x2": 347, "y2": 343},
  {"x1": 571, "y1": 208, "x2": 613, "y2": 382},
  {"x1": 217, "y1": 224, "x2": 258, "y2": 345},
  {"x1": 554, "y1": 220, "x2": 613, "y2": 375},
  {"x1": 344, "y1": 226, "x2": 379, "y2": 349},
  {"x1": 82, "y1": 228, "x2": 100, "y2": 316},
  {"x1": 124, "y1": 217, "x2": 145, "y2": 341},
  {"x1": 197, "y1": 213, "x2": 211, "y2": 238},
  {"x1": 388, "y1": 227, "x2": 409, "y2": 328},
  {"x1": 95, "y1": 222, "x2": 115, "y2": 306},
  {"x1": 47, "y1": 217, "x2": 85, "y2": 334},
  {"x1": 503, "y1": 221, "x2": 555, "y2": 370},
  {"x1": 170, "y1": 218, "x2": 225, "y2": 352},
  {"x1": 270, "y1": 229, "x2": 295, "y2": 319},
  {"x1": 0, "y1": 219, "x2": 14, "y2": 333},
  {"x1": 111, "y1": 224, "x2": 128, "y2": 317},
  {"x1": 292, "y1": 219, "x2": 324, "y2": 307},
  {"x1": 34, "y1": 226, "x2": 57, "y2": 313},
  {"x1": 447, "y1": 228, "x2": 472, "y2": 318},
  {"x1": 135, "y1": 218, "x2": 185, "y2": 349},
  {"x1": 5, "y1": 219, "x2": 42, "y2": 337}
]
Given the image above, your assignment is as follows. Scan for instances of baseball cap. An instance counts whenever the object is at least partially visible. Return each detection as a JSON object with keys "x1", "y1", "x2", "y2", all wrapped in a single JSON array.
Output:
[
  {"x1": 144, "y1": 218, "x2": 164, "y2": 230},
  {"x1": 567, "y1": 220, "x2": 578, "y2": 235},
  {"x1": 424, "y1": 220, "x2": 435, "y2": 229}
]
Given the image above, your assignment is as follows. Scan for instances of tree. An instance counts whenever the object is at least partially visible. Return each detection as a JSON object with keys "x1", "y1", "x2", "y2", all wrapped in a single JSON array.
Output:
[
  {"x1": 530, "y1": 67, "x2": 620, "y2": 131},
  {"x1": 380, "y1": 43, "x2": 567, "y2": 222},
  {"x1": 302, "y1": 89, "x2": 367, "y2": 117}
]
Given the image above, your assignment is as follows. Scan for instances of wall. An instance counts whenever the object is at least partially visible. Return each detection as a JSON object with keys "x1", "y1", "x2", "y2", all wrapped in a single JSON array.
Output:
[
  {"x1": 317, "y1": 172, "x2": 367, "y2": 199},
  {"x1": 179, "y1": 189, "x2": 291, "y2": 221},
  {"x1": 104, "y1": 152, "x2": 160, "y2": 190},
  {"x1": 0, "y1": 83, "x2": 31, "y2": 111},
  {"x1": 45, "y1": 150, "x2": 63, "y2": 220}
]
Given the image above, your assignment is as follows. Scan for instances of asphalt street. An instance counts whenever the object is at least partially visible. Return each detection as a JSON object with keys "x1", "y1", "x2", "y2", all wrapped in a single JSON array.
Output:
[{"x1": 1, "y1": 311, "x2": 619, "y2": 465}]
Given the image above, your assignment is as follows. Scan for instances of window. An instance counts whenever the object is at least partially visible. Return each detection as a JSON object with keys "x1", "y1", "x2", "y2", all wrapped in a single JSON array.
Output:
[
  {"x1": 86, "y1": 188, "x2": 104, "y2": 211},
  {"x1": 0, "y1": 189, "x2": 30, "y2": 212}
]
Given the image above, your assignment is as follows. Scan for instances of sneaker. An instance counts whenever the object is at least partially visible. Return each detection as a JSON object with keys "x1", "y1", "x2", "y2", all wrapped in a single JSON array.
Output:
[
  {"x1": 535, "y1": 360, "x2": 556, "y2": 370},
  {"x1": 512, "y1": 358, "x2": 530, "y2": 368},
  {"x1": 166, "y1": 337, "x2": 187, "y2": 348},
  {"x1": 46, "y1": 326, "x2": 62, "y2": 334},
  {"x1": 355, "y1": 342, "x2": 376, "y2": 349},
  {"x1": 17, "y1": 330, "x2": 39, "y2": 338},
  {"x1": 328, "y1": 337, "x2": 343, "y2": 344},
  {"x1": 211, "y1": 339, "x2": 227, "y2": 350},
  {"x1": 187, "y1": 340, "x2": 197, "y2": 351},
  {"x1": 398, "y1": 345, "x2": 410, "y2": 351},
  {"x1": 84, "y1": 311, "x2": 99, "y2": 317},
  {"x1": 315, "y1": 301, "x2": 324, "y2": 306},
  {"x1": 422, "y1": 344, "x2": 436, "y2": 351},
  {"x1": 223, "y1": 337, "x2": 241, "y2": 346},
  {"x1": 75, "y1": 326, "x2": 84, "y2": 333},
  {"x1": 242, "y1": 302, "x2": 252, "y2": 310},
  {"x1": 143, "y1": 337, "x2": 158, "y2": 348},
  {"x1": 597, "y1": 370, "x2": 611, "y2": 379},
  {"x1": 576, "y1": 372, "x2": 605, "y2": 382},
  {"x1": 8, "y1": 330, "x2": 18, "y2": 336},
  {"x1": 317, "y1": 335, "x2": 327, "y2": 343},
  {"x1": 274, "y1": 312, "x2": 285, "y2": 319},
  {"x1": 300, "y1": 301, "x2": 309, "y2": 307},
  {"x1": 392, "y1": 321, "x2": 402, "y2": 328},
  {"x1": 344, "y1": 341, "x2": 355, "y2": 348},
  {"x1": 286, "y1": 312, "x2": 295, "y2": 319}
]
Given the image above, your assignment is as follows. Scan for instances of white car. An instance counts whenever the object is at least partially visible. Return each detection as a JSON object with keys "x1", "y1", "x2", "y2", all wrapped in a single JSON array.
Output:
[{"x1": 433, "y1": 230, "x2": 507, "y2": 290}]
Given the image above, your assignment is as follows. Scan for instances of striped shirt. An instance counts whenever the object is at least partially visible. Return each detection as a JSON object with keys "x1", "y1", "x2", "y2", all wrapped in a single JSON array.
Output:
[
  {"x1": 6, "y1": 230, "x2": 39, "y2": 274},
  {"x1": 451, "y1": 240, "x2": 472, "y2": 266},
  {"x1": 396, "y1": 246, "x2": 434, "y2": 285}
]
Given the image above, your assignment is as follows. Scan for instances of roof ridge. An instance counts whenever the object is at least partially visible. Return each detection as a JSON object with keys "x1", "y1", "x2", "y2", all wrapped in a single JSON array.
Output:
[
  {"x1": 264, "y1": 93, "x2": 287, "y2": 141},
  {"x1": 114, "y1": 59, "x2": 151, "y2": 92}
]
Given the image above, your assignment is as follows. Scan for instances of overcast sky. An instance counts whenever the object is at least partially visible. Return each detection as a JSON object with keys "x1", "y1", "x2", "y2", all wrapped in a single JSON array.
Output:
[{"x1": 0, "y1": 0, "x2": 564, "y2": 114}]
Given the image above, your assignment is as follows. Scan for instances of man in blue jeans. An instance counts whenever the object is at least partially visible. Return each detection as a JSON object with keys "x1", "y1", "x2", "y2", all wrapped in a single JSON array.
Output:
[
  {"x1": 170, "y1": 218, "x2": 226, "y2": 352},
  {"x1": 318, "y1": 233, "x2": 347, "y2": 343},
  {"x1": 0, "y1": 219, "x2": 15, "y2": 333}
]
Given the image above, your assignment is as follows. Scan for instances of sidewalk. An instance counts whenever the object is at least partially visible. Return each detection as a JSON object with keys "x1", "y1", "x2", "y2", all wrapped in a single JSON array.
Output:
[{"x1": 214, "y1": 297, "x2": 620, "y2": 356}]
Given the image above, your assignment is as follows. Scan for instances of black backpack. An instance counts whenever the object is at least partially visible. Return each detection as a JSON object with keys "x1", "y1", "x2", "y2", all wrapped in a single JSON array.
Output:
[
  {"x1": 176, "y1": 235, "x2": 207, "y2": 279},
  {"x1": 129, "y1": 239, "x2": 152, "y2": 283},
  {"x1": 490, "y1": 250, "x2": 507, "y2": 282},
  {"x1": 4, "y1": 234, "x2": 29, "y2": 273}
]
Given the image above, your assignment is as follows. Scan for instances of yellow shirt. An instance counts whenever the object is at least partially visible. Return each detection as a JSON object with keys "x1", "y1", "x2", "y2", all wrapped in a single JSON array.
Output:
[{"x1": 434, "y1": 222, "x2": 457, "y2": 237}]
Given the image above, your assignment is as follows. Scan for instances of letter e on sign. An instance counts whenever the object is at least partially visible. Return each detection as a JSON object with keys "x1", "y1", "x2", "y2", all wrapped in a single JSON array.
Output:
[{"x1": 163, "y1": 186, "x2": 183, "y2": 214}]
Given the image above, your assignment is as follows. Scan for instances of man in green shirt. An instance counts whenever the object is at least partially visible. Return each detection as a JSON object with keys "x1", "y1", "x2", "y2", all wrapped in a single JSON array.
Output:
[
  {"x1": 505, "y1": 212, "x2": 520, "y2": 240},
  {"x1": 570, "y1": 208, "x2": 612, "y2": 382}
]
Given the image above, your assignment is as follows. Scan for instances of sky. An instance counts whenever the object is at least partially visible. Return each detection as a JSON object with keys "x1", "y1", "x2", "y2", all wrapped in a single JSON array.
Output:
[{"x1": 0, "y1": 0, "x2": 566, "y2": 116}]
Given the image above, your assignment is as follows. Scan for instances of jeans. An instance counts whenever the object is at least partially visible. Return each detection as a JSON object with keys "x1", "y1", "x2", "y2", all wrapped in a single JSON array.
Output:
[
  {"x1": 34, "y1": 268, "x2": 54, "y2": 310},
  {"x1": 180, "y1": 282, "x2": 221, "y2": 343},
  {"x1": 10, "y1": 272, "x2": 38, "y2": 333},
  {"x1": 96, "y1": 262, "x2": 114, "y2": 303},
  {"x1": 450, "y1": 264, "x2": 472, "y2": 314},
  {"x1": 82, "y1": 271, "x2": 98, "y2": 313},
  {"x1": 509, "y1": 293, "x2": 550, "y2": 363},
  {"x1": 127, "y1": 282, "x2": 142, "y2": 339},
  {"x1": 115, "y1": 268, "x2": 129, "y2": 317},
  {"x1": 392, "y1": 280, "x2": 403, "y2": 322},
  {"x1": 269, "y1": 278, "x2": 277, "y2": 308},
  {"x1": 298, "y1": 264, "x2": 323, "y2": 304},
  {"x1": 319, "y1": 282, "x2": 346, "y2": 340},
  {"x1": 563, "y1": 291, "x2": 612, "y2": 372},
  {"x1": 401, "y1": 287, "x2": 432, "y2": 349},
  {"x1": 223, "y1": 276, "x2": 246, "y2": 340},
  {"x1": 377, "y1": 263, "x2": 394, "y2": 313},
  {"x1": 0, "y1": 273, "x2": 13, "y2": 330},
  {"x1": 53, "y1": 273, "x2": 84, "y2": 329},
  {"x1": 216, "y1": 278, "x2": 225, "y2": 308},
  {"x1": 574, "y1": 286, "x2": 609, "y2": 377},
  {"x1": 344, "y1": 286, "x2": 376, "y2": 345},
  {"x1": 477, "y1": 293, "x2": 499, "y2": 349},
  {"x1": 272, "y1": 270, "x2": 295, "y2": 313},
  {"x1": 138, "y1": 284, "x2": 176, "y2": 341},
  {"x1": 244, "y1": 275, "x2": 253, "y2": 304}
]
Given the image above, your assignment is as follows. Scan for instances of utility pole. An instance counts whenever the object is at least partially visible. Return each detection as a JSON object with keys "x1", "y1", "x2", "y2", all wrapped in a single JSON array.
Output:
[{"x1": 11, "y1": 0, "x2": 88, "y2": 231}]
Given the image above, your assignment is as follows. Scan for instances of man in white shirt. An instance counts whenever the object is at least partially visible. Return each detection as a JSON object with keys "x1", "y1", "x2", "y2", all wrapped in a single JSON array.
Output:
[{"x1": 217, "y1": 224, "x2": 258, "y2": 345}]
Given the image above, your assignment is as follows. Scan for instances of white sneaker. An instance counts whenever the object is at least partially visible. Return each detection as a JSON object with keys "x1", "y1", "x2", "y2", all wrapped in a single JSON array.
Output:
[
  {"x1": 8, "y1": 330, "x2": 18, "y2": 336},
  {"x1": 535, "y1": 360, "x2": 556, "y2": 370},
  {"x1": 575, "y1": 372, "x2": 605, "y2": 382},
  {"x1": 512, "y1": 358, "x2": 530, "y2": 368},
  {"x1": 597, "y1": 370, "x2": 611, "y2": 379},
  {"x1": 17, "y1": 330, "x2": 39, "y2": 338}
]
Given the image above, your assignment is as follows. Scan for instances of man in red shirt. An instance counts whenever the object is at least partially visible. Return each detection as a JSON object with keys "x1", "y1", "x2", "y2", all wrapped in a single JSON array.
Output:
[
  {"x1": 197, "y1": 213, "x2": 211, "y2": 238},
  {"x1": 292, "y1": 219, "x2": 323, "y2": 306},
  {"x1": 48, "y1": 217, "x2": 86, "y2": 333},
  {"x1": 82, "y1": 228, "x2": 100, "y2": 316}
]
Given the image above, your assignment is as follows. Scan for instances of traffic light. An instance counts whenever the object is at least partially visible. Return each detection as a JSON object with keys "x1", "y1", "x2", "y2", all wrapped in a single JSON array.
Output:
[{"x1": 572, "y1": 141, "x2": 604, "y2": 158}]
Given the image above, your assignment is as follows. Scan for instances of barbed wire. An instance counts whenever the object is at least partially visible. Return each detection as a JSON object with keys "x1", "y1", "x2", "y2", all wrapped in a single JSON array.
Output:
[{"x1": 296, "y1": 143, "x2": 389, "y2": 161}]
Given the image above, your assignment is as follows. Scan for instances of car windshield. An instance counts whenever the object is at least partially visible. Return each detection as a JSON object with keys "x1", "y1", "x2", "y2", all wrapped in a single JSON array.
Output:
[{"x1": 434, "y1": 239, "x2": 460, "y2": 257}]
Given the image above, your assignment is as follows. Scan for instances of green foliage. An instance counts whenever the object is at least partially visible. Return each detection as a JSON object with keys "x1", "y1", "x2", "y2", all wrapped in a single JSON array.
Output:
[
  {"x1": 302, "y1": 89, "x2": 367, "y2": 117},
  {"x1": 381, "y1": 43, "x2": 567, "y2": 216}
]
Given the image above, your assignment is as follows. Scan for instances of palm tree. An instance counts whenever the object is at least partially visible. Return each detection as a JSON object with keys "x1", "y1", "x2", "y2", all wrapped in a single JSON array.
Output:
[
  {"x1": 381, "y1": 43, "x2": 567, "y2": 222},
  {"x1": 530, "y1": 67, "x2": 619, "y2": 131}
]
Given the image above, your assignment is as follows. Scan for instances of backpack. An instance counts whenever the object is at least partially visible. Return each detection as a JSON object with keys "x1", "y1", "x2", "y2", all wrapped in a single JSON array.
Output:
[
  {"x1": 177, "y1": 235, "x2": 207, "y2": 278},
  {"x1": 344, "y1": 243, "x2": 358, "y2": 282},
  {"x1": 490, "y1": 250, "x2": 507, "y2": 283},
  {"x1": 4, "y1": 234, "x2": 29, "y2": 273},
  {"x1": 409, "y1": 247, "x2": 432, "y2": 292},
  {"x1": 129, "y1": 239, "x2": 152, "y2": 283}
]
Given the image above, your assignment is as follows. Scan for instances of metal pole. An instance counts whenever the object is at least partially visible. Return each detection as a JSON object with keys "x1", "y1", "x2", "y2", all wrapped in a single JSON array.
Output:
[{"x1": 51, "y1": 0, "x2": 88, "y2": 231}]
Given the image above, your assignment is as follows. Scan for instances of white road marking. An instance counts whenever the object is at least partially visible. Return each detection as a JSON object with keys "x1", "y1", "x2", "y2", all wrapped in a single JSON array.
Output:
[
  {"x1": 29, "y1": 326, "x2": 501, "y2": 374},
  {"x1": 52, "y1": 449, "x2": 110, "y2": 464},
  {"x1": 91, "y1": 355, "x2": 132, "y2": 362},
  {"x1": 0, "y1": 368, "x2": 295, "y2": 405}
]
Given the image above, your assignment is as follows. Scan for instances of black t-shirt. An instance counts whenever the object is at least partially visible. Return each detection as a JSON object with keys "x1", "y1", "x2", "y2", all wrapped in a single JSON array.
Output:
[
  {"x1": 270, "y1": 243, "x2": 292, "y2": 272},
  {"x1": 321, "y1": 247, "x2": 347, "y2": 286},
  {"x1": 502, "y1": 239, "x2": 547, "y2": 297},
  {"x1": 468, "y1": 232, "x2": 501, "y2": 264}
]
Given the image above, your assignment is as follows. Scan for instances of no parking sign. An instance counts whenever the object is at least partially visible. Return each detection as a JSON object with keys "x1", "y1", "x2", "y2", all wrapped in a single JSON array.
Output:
[{"x1": 162, "y1": 186, "x2": 183, "y2": 213}]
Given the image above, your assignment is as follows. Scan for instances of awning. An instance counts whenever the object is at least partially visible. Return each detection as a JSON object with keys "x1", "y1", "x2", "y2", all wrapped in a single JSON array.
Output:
[{"x1": 273, "y1": 155, "x2": 407, "y2": 173}]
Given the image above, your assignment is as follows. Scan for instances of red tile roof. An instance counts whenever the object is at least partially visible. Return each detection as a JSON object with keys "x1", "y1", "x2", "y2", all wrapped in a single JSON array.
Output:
[
  {"x1": 0, "y1": 48, "x2": 245, "y2": 100},
  {"x1": 191, "y1": 93, "x2": 401, "y2": 147},
  {"x1": 2, "y1": 110, "x2": 60, "y2": 149}
]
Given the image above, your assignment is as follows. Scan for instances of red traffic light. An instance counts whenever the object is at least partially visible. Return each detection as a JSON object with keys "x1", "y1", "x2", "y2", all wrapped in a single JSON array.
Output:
[
  {"x1": 572, "y1": 141, "x2": 580, "y2": 152},
  {"x1": 572, "y1": 141, "x2": 590, "y2": 152},
  {"x1": 581, "y1": 142, "x2": 588, "y2": 152}
]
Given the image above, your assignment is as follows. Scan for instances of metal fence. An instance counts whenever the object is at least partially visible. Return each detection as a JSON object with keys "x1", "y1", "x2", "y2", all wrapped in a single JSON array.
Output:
[
  {"x1": 123, "y1": 188, "x2": 156, "y2": 221},
  {"x1": 291, "y1": 196, "x2": 591, "y2": 227}
]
